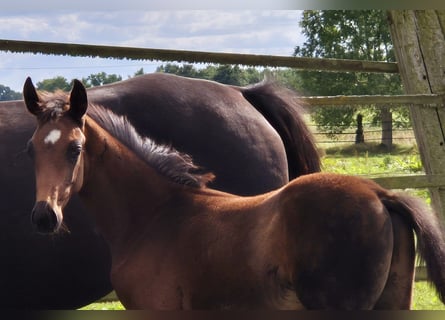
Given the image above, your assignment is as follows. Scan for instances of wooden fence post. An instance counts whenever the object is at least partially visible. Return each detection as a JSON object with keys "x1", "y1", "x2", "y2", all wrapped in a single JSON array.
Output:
[{"x1": 388, "y1": 10, "x2": 445, "y2": 219}]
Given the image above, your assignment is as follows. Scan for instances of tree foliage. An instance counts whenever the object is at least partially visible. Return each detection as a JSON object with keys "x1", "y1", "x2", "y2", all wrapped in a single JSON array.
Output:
[
  {"x1": 294, "y1": 10, "x2": 408, "y2": 135},
  {"x1": 0, "y1": 84, "x2": 22, "y2": 101},
  {"x1": 156, "y1": 63, "x2": 265, "y2": 86},
  {"x1": 156, "y1": 64, "x2": 199, "y2": 78},
  {"x1": 31, "y1": 72, "x2": 123, "y2": 93},
  {"x1": 134, "y1": 68, "x2": 145, "y2": 76},
  {"x1": 36, "y1": 76, "x2": 72, "y2": 92},
  {"x1": 81, "y1": 72, "x2": 122, "y2": 88}
]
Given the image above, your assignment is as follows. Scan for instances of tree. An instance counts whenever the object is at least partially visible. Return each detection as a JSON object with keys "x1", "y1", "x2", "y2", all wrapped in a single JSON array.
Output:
[
  {"x1": 134, "y1": 68, "x2": 145, "y2": 76},
  {"x1": 156, "y1": 64, "x2": 199, "y2": 78},
  {"x1": 31, "y1": 72, "x2": 123, "y2": 94},
  {"x1": 36, "y1": 76, "x2": 71, "y2": 92},
  {"x1": 82, "y1": 72, "x2": 122, "y2": 88},
  {"x1": 294, "y1": 10, "x2": 407, "y2": 148},
  {"x1": 156, "y1": 63, "x2": 264, "y2": 86},
  {"x1": 211, "y1": 65, "x2": 245, "y2": 85},
  {"x1": 0, "y1": 84, "x2": 21, "y2": 101}
]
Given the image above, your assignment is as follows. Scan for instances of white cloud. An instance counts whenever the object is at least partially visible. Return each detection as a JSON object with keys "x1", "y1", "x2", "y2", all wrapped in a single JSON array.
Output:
[
  {"x1": 0, "y1": 16, "x2": 50, "y2": 38},
  {"x1": 0, "y1": 10, "x2": 303, "y2": 51},
  {"x1": 0, "y1": 10, "x2": 304, "y2": 91},
  {"x1": 1, "y1": 0, "x2": 298, "y2": 12},
  {"x1": 120, "y1": 11, "x2": 303, "y2": 55}
]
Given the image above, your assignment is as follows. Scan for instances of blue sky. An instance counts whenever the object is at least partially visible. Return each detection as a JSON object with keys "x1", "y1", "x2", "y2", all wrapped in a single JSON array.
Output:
[
  {"x1": 5, "y1": 1, "x2": 440, "y2": 93},
  {"x1": 0, "y1": 7, "x2": 305, "y2": 92}
]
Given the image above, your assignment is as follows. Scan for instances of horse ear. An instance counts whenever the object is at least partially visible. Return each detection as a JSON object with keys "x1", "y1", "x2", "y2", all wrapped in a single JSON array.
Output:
[
  {"x1": 69, "y1": 79, "x2": 88, "y2": 121},
  {"x1": 23, "y1": 77, "x2": 43, "y2": 116}
]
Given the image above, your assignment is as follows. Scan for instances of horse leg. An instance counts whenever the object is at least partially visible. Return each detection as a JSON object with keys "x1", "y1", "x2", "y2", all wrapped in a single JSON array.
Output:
[{"x1": 374, "y1": 212, "x2": 416, "y2": 309}]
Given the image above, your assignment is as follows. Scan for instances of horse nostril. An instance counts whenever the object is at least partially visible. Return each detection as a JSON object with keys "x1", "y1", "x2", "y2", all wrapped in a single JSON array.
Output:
[{"x1": 31, "y1": 201, "x2": 59, "y2": 234}]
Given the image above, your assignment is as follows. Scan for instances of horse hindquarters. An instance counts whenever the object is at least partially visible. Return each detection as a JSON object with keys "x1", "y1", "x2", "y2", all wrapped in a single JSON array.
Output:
[{"x1": 281, "y1": 179, "x2": 394, "y2": 309}]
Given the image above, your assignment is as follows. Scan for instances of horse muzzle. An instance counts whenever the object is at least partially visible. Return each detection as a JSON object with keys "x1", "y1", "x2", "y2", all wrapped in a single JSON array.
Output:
[{"x1": 31, "y1": 201, "x2": 62, "y2": 234}]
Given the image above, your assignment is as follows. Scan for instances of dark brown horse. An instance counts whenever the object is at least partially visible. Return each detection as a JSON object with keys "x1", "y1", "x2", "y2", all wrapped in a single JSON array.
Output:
[
  {"x1": 2, "y1": 74, "x2": 319, "y2": 308},
  {"x1": 24, "y1": 79, "x2": 445, "y2": 309}
]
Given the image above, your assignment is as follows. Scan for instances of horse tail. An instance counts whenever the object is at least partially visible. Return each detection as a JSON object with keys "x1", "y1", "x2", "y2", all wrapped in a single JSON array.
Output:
[
  {"x1": 382, "y1": 192, "x2": 445, "y2": 303},
  {"x1": 240, "y1": 81, "x2": 321, "y2": 179}
]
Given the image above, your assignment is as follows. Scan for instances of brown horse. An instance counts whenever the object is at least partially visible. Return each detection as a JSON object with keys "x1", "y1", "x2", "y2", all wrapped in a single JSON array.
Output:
[
  {"x1": 2, "y1": 73, "x2": 320, "y2": 309},
  {"x1": 24, "y1": 79, "x2": 445, "y2": 309}
]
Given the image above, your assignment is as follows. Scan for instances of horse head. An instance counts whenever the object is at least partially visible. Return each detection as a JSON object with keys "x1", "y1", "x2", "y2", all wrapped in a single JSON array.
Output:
[{"x1": 23, "y1": 77, "x2": 88, "y2": 233}]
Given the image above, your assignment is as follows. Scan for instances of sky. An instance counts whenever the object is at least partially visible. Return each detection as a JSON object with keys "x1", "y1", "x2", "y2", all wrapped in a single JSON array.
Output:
[
  {"x1": 0, "y1": 5, "x2": 306, "y2": 92},
  {"x1": 3, "y1": 0, "x2": 443, "y2": 93}
]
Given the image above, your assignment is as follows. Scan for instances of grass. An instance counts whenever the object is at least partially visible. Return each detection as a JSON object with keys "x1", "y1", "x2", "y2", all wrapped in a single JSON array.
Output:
[
  {"x1": 321, "y1": 141, "x2": 422, "y2": 176},
  {"x1": 80, "y1": 141, "x2": 444, "y2": 310},
  {"x1": 322, "y1": 151, "x2": 423, "y2": 176},
  {"x1": 413, "y1": 282, "x2": 445, "y2": 310},
  {"x1": 79, "y1": 300, "x2": 124, "y2": 310},
  {"x1": 82, "y1": 281, "x2": 444, "y2": 310},
  {"x1": 321, "y1": 142, "x2": 430, "y2": 201},
  {"x1": 323, "y1": 141, "x2": 418, "y2": 157}
]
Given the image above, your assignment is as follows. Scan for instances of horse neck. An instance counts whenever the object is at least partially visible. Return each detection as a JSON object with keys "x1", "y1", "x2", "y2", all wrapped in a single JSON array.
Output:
[{"x1": 79, "y1": 117, "x2": 183, "y2": 254}]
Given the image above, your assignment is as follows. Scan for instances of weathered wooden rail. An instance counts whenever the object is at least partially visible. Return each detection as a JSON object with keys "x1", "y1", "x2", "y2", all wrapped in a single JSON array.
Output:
[
  {"x1": 301, "y1": 94, "x2": 444, "y2": 107},
  {"x1": 0, "y1": 39, "x2": 398, "y2": 73}
]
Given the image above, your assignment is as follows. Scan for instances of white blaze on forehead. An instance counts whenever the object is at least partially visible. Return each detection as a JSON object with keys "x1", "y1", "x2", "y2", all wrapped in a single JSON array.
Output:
[{"x1": 44, "y1": 129, "x2": 62, "y2": 145}]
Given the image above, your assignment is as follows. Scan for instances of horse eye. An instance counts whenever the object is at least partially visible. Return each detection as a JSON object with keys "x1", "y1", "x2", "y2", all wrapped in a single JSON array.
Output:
[
  {"x1": 67, "y1": 141, "x2": 82, "y2": 163},
  {"x1": 26, "y1": 140, "x2": 35, "y2": 159}
]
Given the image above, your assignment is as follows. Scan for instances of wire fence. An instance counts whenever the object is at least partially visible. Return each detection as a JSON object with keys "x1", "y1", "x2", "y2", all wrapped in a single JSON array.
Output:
[
  {"x1": 315, "y1": 135, "x2": 416, "y2": 145},
  {"x1": 308, "y1": 122, "x2": 417, "y2": 148}
]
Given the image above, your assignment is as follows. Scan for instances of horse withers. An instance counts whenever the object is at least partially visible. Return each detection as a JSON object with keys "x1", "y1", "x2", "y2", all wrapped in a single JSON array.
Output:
[{"x1": 23, "y1": 78, "x2": 445, "y2": 309}]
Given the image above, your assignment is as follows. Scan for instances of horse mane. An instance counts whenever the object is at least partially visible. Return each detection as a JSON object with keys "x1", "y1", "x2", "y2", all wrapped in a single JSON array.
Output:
[{"x1": 87, "y1": 104, "x2": 215, "y2": 188}]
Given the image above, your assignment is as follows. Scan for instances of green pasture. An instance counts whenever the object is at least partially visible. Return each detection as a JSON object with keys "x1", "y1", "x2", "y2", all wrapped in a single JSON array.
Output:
[
  {"x1": 80, "y1": 141, "x2": 444, "y2": 310},
  {"x1": 79, "y1": 281, "x2": 445, "y2": 310},
  {"x1": 322, "y1": 143, "x2": 421, "y2": 172}
]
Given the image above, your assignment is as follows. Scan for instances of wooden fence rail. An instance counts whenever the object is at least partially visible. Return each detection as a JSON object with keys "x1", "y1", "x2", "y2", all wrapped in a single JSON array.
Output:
[
  {"x1": 0, "y1": 39, "x2": 399, "y2": 73},
  {"x1": 371, "y1": 174, "x2": 445, "y2": 190},
  {"x1": 301, "y1": 94, "x2": 445, "y2": 106}
]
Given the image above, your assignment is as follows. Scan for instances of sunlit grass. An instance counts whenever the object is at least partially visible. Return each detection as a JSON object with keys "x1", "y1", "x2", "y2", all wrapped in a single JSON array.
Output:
[
  {"x1": 79, "y1": 300, "x2": 124, "y2": 310},
  {"x1": 413, "y1": 281, "x2": 445, "y2": 310},
  {"x1": 321, "y1": 143, "x2": 430, "y2": 202},
  {"x1": 81, "y1": 282, "x2": 444, "y2": 310},
  {"x1": 321, "y1": 142, "x2": 422, "y2": 176}
]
